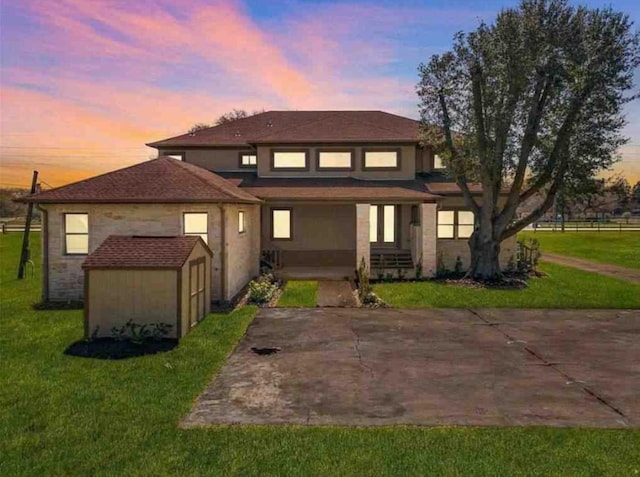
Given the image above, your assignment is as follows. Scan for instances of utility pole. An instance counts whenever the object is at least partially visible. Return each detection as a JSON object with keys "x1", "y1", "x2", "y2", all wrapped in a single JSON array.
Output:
[{"x1": 17, "y1": 171, "x2": 38, "y2": 279}]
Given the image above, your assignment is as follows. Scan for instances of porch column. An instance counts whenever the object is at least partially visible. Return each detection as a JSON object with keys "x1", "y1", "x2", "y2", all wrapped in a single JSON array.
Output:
[
  {"x1": 355, "y1": 204, "x2": 370, "y2": 271},
  {"x1": 419, "y1": 203, "x2": 437, "y2": 277}
]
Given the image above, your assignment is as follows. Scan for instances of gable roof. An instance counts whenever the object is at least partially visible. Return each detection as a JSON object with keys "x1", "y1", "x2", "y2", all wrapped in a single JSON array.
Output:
[
  {"x1": 20, "y1": 157, "x2": 261, "y2": 204},
  {"x1": 82, "y1": 235, "x2": 211, "y2": 270},
  {"x1": 217, "y1": 172, "x2": 439, "y2": 202},
  {"x1": 147, "y1": 111, "x2": 420, "y2": 147}
]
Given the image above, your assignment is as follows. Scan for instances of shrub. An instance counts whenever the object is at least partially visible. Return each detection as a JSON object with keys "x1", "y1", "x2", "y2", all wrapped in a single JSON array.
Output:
[
  {"x1": 248, "y1": 274, "x2": 279, "y2": 304},
  {"x1": 415, "y1": 255, "x2": 423, "y2": 280},
  {"x1": 516, "y1": 238, "x2": 541, "y2": 273},
  {"x1": 111, "y1": 320, "x2": 173, "y2": 344},
  {"x1": 454, "y1": 256, "x2": 463, "y2": 275}
]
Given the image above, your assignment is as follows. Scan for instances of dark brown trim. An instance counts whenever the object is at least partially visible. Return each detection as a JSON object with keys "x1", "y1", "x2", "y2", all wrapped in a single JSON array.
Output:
[
  {"x1": 315, "y1": 148, "x2": 355, "y2": 171},
  {"x1": 270, "y1": 149, "x2": 310, "y2": 171},
  {"x1": 369, "y1": 204, "x2": 401, "y2": 249},
  {"x1": 63, "y1": 212, "x2": 89, "y2": 256},
  {"x1": 176, "y1": 269, "x2": 182, "y2": 338},
  {"x1": 83, "y1": 271, "x2": 90, "y2": 338},
  {"x1": 361, "y1": 147, "x2": 402, "y2": 171},
  {"x1": 269, "y1": 207, "x2": 293, "y2": 241},
  {"x1": 238, "y1": 151, "x2": 258, "y2": 169}
]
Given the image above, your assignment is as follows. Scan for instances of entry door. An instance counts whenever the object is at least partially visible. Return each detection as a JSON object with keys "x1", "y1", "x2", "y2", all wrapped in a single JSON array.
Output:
[
  {"x1": 189, "y1": 258, "x2": 206, "y2": 327},
  {"x1": 369, "y1": 205, "x2": 398, "y2": 248}
]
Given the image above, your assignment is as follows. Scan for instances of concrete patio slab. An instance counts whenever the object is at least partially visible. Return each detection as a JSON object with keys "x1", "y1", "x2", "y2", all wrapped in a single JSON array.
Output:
[{"x1": 182, "y1": 308, "x2": 639, "y2": 428}]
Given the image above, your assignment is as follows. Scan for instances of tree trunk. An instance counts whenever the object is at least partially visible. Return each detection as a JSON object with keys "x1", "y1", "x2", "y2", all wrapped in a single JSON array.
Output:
[{"x1": 467, "y1": 231, "x2": 502, "y2": 281}]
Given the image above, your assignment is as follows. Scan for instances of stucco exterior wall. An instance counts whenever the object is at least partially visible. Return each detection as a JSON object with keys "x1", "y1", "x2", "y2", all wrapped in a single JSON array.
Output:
[
  {"x1": 41, "y1": 203, "x2": 259, "y2": 303},
  {"x1": 158, "y1": 147, "x2": 256, "y2": 172},
  {"x1": 223, "y1": 203, "x2": 261, "y2": 300},
  {"x1": 256, "y1": 145, "x2": 417, "y2": 180}
]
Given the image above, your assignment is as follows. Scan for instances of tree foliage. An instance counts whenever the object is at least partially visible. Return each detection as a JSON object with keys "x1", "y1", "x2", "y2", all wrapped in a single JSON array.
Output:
[
  {"x1": 188, "y1": 109, "x2": 266, "y2": 134},
  {"x1": 417, "y1": 0, "x2": 639, "y2": 278}
]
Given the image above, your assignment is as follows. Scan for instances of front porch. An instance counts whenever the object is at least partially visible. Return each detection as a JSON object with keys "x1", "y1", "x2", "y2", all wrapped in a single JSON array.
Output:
[{"x1": 261, "y1": 202, "x2": 437, "y2": 277}]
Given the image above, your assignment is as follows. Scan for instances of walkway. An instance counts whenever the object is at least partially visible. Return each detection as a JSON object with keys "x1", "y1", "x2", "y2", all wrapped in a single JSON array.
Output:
[
  {"x1": 543, "y1": 253, "x2": 640, "y2": 284},
  {"x1": 316, "y1": 280, "x2": 358, "y2": 307}
]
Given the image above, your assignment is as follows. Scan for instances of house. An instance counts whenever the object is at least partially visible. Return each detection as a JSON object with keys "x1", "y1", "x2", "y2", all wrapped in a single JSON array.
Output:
[{"x1": 22, "y1": 110, "x2": 516, "y2": 305}]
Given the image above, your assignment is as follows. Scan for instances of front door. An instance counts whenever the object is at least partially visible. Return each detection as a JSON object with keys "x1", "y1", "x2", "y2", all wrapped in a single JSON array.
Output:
[{"x1": 369, "y1": 205, "x2": 398, "y2": 248}]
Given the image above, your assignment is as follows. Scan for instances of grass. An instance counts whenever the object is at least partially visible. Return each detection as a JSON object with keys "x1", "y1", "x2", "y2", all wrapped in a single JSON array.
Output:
[
  {"x1": 277, "y1": 280, "x2": 318, "y2": 307},
  {"x1": 2, "y1": 233, "x2": 640, "y2": 476},
  {"x1": 519, "y1": 231, "x2": 640, "y2": 269},
  {"x1": 373, "y1": 261, "x2": 640, "y2": 309}
]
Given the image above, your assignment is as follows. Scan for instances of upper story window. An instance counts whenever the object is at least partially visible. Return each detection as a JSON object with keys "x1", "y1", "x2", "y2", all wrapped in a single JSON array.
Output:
[
  {"x1": 239, "y1": 153, "x2": 257, "y2": 168},
  {"x1": 317, "y1": 150, "x2": 354, "y2": 170},
  {"x1": 362, "y1": 149, "x2": 400, "y2": 170},
  {"x1": 64, "y1": 213, "x2": 89, "y2": 254},
  {"x1": 437, "y1": 210, "x2": 475, "y2": 239},
  {"x1": 165, "y1": 152, "x2": 185, "y2": 161},
  {"x1": 271, "y1": 150, "x2": 308, "y2": 170},
  {"x1": 183, "y1": 212, "x2": 208, "y2": 243},
  {"x1": 433, "y1": 154, "x2": 445, "y2": 169}
]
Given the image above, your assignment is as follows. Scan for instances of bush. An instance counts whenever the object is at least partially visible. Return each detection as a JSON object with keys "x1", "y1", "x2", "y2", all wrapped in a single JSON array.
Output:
[
  {"x1": 248, "y1": 274, "x2": 279, "y2": 304},
  {"x1": 110, "y1": 320, "x2": 173, "y2": 344}
]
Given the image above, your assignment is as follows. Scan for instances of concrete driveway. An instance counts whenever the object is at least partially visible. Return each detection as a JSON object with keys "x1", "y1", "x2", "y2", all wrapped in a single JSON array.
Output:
[{"x1": 182, "y1": 308, "x2": 638, "y2": 428}]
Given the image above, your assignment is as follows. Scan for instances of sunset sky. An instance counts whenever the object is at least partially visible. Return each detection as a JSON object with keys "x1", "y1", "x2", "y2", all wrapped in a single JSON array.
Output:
[{"x1": 1, "y1": 0, "x2": 639, "y2": 189}]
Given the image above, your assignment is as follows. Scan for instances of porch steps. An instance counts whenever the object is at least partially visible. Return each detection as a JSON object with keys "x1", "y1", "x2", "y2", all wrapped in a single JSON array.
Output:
[{"x1": 371, "y1": 251, "x2": 414, "y2": 269}]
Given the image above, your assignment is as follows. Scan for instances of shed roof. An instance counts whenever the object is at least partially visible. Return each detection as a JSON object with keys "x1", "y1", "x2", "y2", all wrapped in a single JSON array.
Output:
[
  {"x1": 147, "y1": 110, "x2": 420, "y2": 147},
  {"x1": 20, "y1": 157, "x2": 261, "y2": 204},
  {"x1": 82, "y1": 235, "x2": 212, "y2": 270}
]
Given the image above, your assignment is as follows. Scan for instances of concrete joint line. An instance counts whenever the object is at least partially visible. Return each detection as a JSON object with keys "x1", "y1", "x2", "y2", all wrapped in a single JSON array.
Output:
[
  {"x1": 349, "y1": 320, "x2": 375, "y2": 377},
  {"x1": 467, "y1": 309, "x2": 629, "y2": 425}
]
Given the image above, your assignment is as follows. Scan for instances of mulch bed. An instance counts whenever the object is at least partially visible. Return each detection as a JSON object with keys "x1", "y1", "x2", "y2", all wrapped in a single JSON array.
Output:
[{"x1": 64, "y1": 338, "x2": 178, "y2": 360}]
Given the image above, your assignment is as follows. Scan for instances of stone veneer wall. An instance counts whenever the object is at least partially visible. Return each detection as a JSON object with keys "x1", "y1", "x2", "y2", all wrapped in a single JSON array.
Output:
[
  {"x1": 355, "y1": 204, "x2": 370, "y2": 271},
  {"x1": 223, "y1": 203, "x2": 260, "y2": 300},
  {"x1": 41, "y1": 203, "x2": 259, "y2": 303}
]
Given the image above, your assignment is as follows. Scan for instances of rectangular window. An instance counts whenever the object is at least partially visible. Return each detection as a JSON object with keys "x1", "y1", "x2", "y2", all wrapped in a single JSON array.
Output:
[
  {"x1": 272, "y1": 209, "x2": 292, "y2": 239},
  {"x1": 383, "y1": 205, "x2": 395, "y2": 242},
  {"x1": 363, "y1": 150, "x2": 399, "y2": 170},
  {"x1": 238, "y1": 210, "x2": 246, "y2": 234},
  {"x1": 437, "y1": 211, "x2": 455, "y2": 239},
  {"x1": 457, "y1": 211, "x2": 475, "y2": 238},
  {"x1": 239, "y1": 153, "x2": 257, "y2": 168},
  {"x1": 317, "y1": 150, "x2": 353, "y2": 170},
  {"x1": 184, "y1": 212, "x2": 208, "y2": 243},
  {"x1": 433, "y1": 154, "x2": 444, "y2": 169},
  {"x1": 64, "y1": 213, "x2": 88, "y2": 254},
  {"x1": 272, "y1": 151, "x2": 308, "y2": 169},
  {"x1": 165, "y1": 152, "x2": 184, "y2": 161},
  {"x1": 369, "y1": 205, "x2": 378, "y2": 243}
]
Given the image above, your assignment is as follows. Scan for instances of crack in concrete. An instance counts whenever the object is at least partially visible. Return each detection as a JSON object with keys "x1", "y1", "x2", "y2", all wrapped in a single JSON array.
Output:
[
  {"x1": 467, "y1": 309, "x2": 629, "y2": 424},
  {"x1": 349, "y1": 320, "x2": 375, "y2": 377}
]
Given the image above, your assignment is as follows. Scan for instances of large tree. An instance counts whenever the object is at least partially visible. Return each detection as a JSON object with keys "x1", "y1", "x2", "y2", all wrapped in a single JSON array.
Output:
[
  {"x1": 418, "y1": 0, "x2": 639, "y2": 279},
  {"x1": 188, "y1": 109, "x2": 265, "y2": 133}
]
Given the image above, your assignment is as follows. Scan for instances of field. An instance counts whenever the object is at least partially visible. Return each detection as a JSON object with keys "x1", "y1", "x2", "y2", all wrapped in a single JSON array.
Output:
[
  {"x1": 1, "y1": 233, "x2": 639, "y2": 476},
  {"x1": 519, "y1": 231, "x2": 640, "y2": 269}
]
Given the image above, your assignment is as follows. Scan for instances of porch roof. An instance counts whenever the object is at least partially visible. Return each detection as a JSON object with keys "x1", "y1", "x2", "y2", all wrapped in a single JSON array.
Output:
[{"x1": 217, "y1": 173, "x2": 440, "y2": 202}]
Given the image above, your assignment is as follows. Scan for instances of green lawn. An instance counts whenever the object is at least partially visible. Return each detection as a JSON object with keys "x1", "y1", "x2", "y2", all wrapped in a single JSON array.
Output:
[
  {"x1": 374, "y1": 261, "x2": 640, "y2": 309},
  {"x1": 2, "y1": 233, "x2": 640, "y2": 476},
  {"x1": 277, "y1": 280, "x2": 318, "y2": 307},
  {"x1": 519, "y1": 231, "x2": 640, "y2": 269}
]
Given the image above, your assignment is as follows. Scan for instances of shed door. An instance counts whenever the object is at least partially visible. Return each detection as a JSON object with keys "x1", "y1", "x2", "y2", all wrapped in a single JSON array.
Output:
[{"x1": 189, "y1": 258, "x2": 206, "y2": 327}]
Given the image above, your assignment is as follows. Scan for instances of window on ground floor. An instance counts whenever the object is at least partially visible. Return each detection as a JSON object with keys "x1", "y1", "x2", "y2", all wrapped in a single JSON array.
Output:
[
  {"x1": 64, "y1": 213, "x2": 89, "y2": 254},
  {"x1": 184, "y1": 212, "x2": 208, "y2": 243},
  {"x1": 238, "y1": 210, "x2": 246, "y2": 234},
  {"x1": 437, "y1": 210, "x2": 475, "y2": 239},
  {"x1": 271, "y1": 209, "x2": 292, "y2": 239}
]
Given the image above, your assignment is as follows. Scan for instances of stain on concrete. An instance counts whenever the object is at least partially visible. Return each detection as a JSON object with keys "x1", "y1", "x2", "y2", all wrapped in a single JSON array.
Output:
[{"x1": 181, "y1": 308, "x2": 639, "y2": 428}]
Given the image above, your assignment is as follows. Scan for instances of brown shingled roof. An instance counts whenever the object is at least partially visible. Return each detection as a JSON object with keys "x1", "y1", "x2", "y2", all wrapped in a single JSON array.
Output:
[
  {"x1": 217, "y1": 173, "x2": 439, "y2": 202},
  {"x1": 82, "y1": 235, "x2": 211, "y2": 269},
  {"x1": 20, "y1": 157, "x2": 261, "y2": 204},
  {"x1": 147, "y1": 111, "x2": 420, "y2": 147}
]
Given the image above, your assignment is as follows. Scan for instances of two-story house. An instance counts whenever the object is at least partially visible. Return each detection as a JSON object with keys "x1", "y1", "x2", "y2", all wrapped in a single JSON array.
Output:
[{"x1": 23, "y1": 110, "x2": 516, "y2": 307}]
